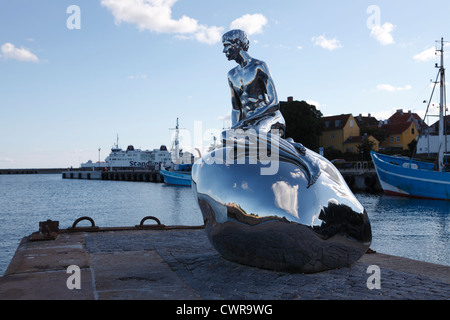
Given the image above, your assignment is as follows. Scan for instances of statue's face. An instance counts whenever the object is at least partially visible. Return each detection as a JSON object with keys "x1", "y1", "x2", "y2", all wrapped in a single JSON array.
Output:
[{"x1": 223, "y1": 39, "x2": 240, "y2": 61}]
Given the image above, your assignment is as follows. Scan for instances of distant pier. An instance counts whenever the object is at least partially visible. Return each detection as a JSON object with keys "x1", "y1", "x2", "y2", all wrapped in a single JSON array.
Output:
[
  {"x1": 0, "y1": 168, "x2": 65, "y2": 175},
  {"x1": 2, "y1": 166, "x2": 381, "y2": 192},
  {"x1": 60, "y1": 168, "x2": 381, "y2": 192},
  {"x1": 62, "y1": 169, "x2": 164, "y2": 183}
]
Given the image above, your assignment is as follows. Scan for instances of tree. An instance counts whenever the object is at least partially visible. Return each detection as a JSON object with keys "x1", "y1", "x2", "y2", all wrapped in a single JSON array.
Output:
[
  {"x1": 408, "y1": 138, "x2": 418, "y2": 157},
  {"x1": 360, "y1": 126, "x2": 387, "y2": 144},
  {"x1": 280, "y1": 100, "x2": 324, "y2": 151},
  {"x1": 357, "y1": 138, "x2": 375, "y2": 161}
]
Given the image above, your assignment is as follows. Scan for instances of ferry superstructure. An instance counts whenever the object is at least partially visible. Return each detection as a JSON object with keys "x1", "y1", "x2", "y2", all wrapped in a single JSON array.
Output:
[
  {"x1": 105, "y1": 144, "x2": 172, "y2": 170},
  {"x1": 81, "y1": 138, "x2": 172, "y2": 170}
]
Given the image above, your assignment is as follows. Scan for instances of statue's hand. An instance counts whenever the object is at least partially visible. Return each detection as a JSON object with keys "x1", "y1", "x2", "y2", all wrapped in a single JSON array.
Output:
[{"x1": 286, "y1": 138, "x2": 306, "y2": 156}]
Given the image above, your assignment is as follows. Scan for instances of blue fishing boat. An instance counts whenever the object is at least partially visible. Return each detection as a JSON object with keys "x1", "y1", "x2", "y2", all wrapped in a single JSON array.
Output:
[
  {"x1": 371, "y1": 38, "x2": 450, "y2": 201},
  {"x1": 160, "y1": 119, "x2": 192, "y2": 187},
  {"x1": 160, "y1": 168, "x2": 191, "y2": 186},
  {"x1": 371, "y1": 152, "x2": 450, "y2": 200}
]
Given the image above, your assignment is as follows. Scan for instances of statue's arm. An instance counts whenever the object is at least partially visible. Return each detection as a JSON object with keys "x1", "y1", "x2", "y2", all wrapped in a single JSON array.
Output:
[
  {"x1": 235, "y1": 62, "x2": 279, "y2": 127},
  {"x1": 228, "y1": 75, "x2": 242, "y2": 127},
  {"x1": 261, "y1": 62, "x2": 279, "y2": 109}
]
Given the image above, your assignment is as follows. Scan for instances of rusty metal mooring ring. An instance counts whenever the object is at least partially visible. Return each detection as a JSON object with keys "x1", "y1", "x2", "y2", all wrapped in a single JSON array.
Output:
[
  {"x1": 139, "y1": 216, "x2": 162, "y2": 227},
  {"x1": 71, "y1": 216, "x2": 96, "y2": 228}
]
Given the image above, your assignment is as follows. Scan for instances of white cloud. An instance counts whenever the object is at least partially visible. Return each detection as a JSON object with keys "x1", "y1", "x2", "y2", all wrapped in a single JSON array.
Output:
[
  {"x1": 413, "y1": 43, "x2": 450, "y2": 62},
  {"x1": 230, "y1": 13, "x2": 268, "y2": 35},
  {"x1": 126, "y1": 74, "x2": 147, "y2": 80},
  {"x1": 101, "y1": 0, "x2": 223, "y2": 44},
  {"x1": 370, "y1": 22, "x2": 395, "y2": 45},
  {"x1": 0, "y1": 156, "x2": 14, "y2": 163},
  {"x1": 0, "y1": 42, "x2": 39, "y2": 62},
  {"x1": 217, "y1": 113, "x2": 231, "y2": 121},
  {"x1": 371, "y1": 107, "x2": 426, "y2": 121},
  {"x1": 413, "y1": 47, "x2": 436, "y2": 62},
  {"x1": 371, "y1": 108, "x2": 397, "y2": 121},
  {"x1": 306, "y1": 100, "x2": 323, "y2": 109},
  {"x1": 376, "y1": 84, "x2": 412, "y2": 92},
  {"x1": 312, "y1": 35, "x2": 342, "y2": 51},
  {"x1": 192, "y1": 25, "x2": 223, "y2": 45},
  {"x1": 272, "y1": 181, "x2": 299, "y2": 219}
]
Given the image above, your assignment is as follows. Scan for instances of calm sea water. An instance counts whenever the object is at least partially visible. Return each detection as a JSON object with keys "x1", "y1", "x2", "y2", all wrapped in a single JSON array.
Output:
[{"x1": 0, "y1": 174, "x2": 448, "y2": 276}]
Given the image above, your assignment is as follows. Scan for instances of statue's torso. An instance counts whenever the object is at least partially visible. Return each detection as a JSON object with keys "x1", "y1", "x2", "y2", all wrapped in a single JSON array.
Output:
[{"x1": 228, "y1": 59, "x2": 270, "y2": 119}]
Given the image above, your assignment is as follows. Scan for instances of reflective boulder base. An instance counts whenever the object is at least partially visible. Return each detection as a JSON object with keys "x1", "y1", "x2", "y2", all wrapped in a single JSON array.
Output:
[{"x1": 192, "y1": 146, "x2": 372, "y2": 273}]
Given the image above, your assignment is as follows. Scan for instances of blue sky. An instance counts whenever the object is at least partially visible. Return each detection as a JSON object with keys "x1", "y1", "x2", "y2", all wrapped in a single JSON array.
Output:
[{"x1": 1, "y1": 0, "x2": 450, "y2": 168}]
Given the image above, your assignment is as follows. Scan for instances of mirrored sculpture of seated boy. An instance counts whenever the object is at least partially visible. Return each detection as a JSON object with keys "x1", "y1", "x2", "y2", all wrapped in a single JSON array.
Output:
[
  {"x1": 191, "y1": 29, "x2": 371, "y2": 273},
  {"x1": 222, "y1": 29, "x2": 319, "y2": 186}
]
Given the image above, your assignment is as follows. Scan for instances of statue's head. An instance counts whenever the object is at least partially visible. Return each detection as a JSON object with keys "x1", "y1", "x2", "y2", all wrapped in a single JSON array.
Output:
[
  {"x1": 222, "y1": 29, "x2": 249, "y2": 61},
  {"x1": 222, "y1": 29, "x2": 249, "y2": 51}
]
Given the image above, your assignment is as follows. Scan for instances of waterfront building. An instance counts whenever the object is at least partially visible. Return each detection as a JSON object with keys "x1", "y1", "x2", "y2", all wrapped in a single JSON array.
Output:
[
  {"x1": 379, "y1": 121, "x2": 419, "y2": 151},
  {"x1": 319, "y1": 114, "x2": 359, "y2": 153}
]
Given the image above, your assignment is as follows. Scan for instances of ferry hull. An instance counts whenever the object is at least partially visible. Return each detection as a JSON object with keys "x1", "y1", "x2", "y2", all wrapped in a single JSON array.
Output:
[
  {"x1": 160, "y1": 169, "x2": 191, "y2": 187},
  {"x1": 371, "y1": 151, "x2": 450, "y2": 201}
]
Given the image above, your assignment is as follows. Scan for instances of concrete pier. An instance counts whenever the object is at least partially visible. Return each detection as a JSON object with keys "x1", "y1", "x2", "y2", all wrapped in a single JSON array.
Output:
[{"x1": 0, "y1": 224, "x2": 448, "y2": 300}]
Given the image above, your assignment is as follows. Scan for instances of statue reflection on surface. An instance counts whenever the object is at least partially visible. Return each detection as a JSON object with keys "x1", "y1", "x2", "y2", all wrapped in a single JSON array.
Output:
[{"x1": 191, "y1": 29, "x2": 372, "y2": 273}]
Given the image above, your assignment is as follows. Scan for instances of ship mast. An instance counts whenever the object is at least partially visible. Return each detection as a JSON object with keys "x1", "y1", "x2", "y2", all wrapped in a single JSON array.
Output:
[
  {"x1": 175, "y1": 118, "x2": 180, "y2": 164},
  {"x1": 438, "y1": 38, "x2": 446, "y2": 171},
  {"x1": 170, "y1": 118, "x2": 181, "y2": 165}
]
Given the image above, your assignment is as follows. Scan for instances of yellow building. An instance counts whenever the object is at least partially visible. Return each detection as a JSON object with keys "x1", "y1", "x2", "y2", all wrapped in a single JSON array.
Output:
[
  {"x1": 380, "y1": 121, "x2": 419, "y2": 151},
  {"x1": 320, "y1": 114, "x2": 360, "y2": 152}
]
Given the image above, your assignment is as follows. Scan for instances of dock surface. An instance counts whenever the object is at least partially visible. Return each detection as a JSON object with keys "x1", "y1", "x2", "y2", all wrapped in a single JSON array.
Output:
[{"x1": 0, "y1": 228, "x2": 448, "y2": 300}]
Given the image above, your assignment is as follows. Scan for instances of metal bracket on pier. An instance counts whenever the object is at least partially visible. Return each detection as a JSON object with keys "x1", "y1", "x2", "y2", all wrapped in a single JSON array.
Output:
[
  {"x1": 135, "y1": 216, "x2": 166, "y2": 229},
  {"x1": 29, "y1": 219, "x2": 60, "y2": 241},
  {"x1": 29, "y1": 216, "x2": 204, "y2": 241},
  {"x1": 67, "y1": 216, "x2": 100, "y2": 232}
]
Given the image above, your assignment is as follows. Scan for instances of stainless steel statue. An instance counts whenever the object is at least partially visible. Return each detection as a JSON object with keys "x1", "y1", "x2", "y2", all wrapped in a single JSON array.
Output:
[{"x1": 191, "y1": 29, "x2": 371, "y2": 273}]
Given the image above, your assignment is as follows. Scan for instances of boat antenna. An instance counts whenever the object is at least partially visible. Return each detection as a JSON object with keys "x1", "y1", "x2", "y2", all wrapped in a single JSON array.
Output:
[
  {"x1": 412, "y1": 38, "x2": 448, "y2": 171},
  {"x1": 412, "y1": 70, "x2": 440, "y2": 160},
  {"x1": 437, "y1": 37, "x2": 446, "y2": 171},
  {"x1": 169, "y1": 118, "x2": 185, "y2": 164}
]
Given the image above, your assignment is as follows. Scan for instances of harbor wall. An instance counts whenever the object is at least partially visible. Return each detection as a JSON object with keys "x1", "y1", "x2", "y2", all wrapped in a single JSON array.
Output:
[
  {"x1": 339, "y1": 169, "x2": 382, "y2": 193},
  {"x1": 0, "y1": 168, "x2": 66, "y2": 175},
  {"x1": 1, "y1": 167, "x2": 381, "y2": 193},
  {"x1": 61, "y1": 168, "x2": 381, "y2": 192},
  {"x1": 62, "y1": 170, "x2": 164, "y2": 183}
]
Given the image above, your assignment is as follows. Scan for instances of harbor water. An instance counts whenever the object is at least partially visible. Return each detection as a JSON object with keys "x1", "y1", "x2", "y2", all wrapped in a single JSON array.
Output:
[{"x1": 0, "y1": 174, "x2": 448, "y2": 276}]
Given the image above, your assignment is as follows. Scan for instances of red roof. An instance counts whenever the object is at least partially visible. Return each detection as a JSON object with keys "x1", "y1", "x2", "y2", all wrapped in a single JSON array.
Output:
[
  {"x1": 388, "y1": 110, "x2": 422, "y2": 124},
  {"x1": 382, "y1": 122, "x2": 413, "y2": 135}
]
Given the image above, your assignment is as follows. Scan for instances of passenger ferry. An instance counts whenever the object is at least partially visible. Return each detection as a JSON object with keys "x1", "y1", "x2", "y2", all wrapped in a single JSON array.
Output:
[{"x1": 81, "y1": 138, "x2": 172, "y2": 170}]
